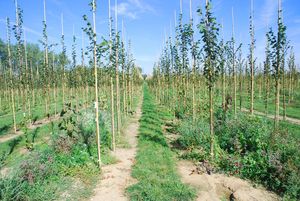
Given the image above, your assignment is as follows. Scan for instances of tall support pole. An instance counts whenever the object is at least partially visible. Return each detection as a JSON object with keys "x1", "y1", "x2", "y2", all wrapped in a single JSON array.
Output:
[
  {"x1": 250, "y1": 0, "x2": 255, "y2": 115},
  {"x1": 111, "y1": 77, "x2": 116, "y2": 151},
  {"x1": 232, "y1": 7, "x2": 237, "y2": 117},
  {"x1": 92, "y1": 0, "x2": 101, "y2": 169},
  {"x1": 122, "y1": 19, "x2": 127, "y2": 115},
  {"x1": 24, "y1": 30, "x2": 32, "y2": 124},
  {"x1": 109, "y1": 0, "x2": 116, "y2": 151},
  {"x1": 274, "y1": 0, "x2": 281, "y2": 128},
  {"x1": 190, "y1": 0, "x2": 196, "y2": 122},
  {"x1": 115, "y1": 0, "x2": 121, "y2": 136},
  {"x1": 43, "y1": 0, "x2": 50, "y2": 117}
]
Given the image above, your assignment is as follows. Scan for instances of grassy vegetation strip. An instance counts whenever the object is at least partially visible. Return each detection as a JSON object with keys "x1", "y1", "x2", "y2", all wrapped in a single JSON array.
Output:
[
  {"x1": 127, "y1": 86, "x2": 195, "y2": 201},
  {"x1": 0, "y1": 106, "x2": 118, "y2": 200}
]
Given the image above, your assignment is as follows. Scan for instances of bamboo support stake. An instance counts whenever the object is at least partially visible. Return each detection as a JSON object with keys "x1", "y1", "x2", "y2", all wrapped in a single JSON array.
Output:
[
  {"x1": 115, "y1": 0, "x2": 121, "y2": 136},
  {"x1": 24, "y1": 30, "x2": 32, "y2": 124},
  {"x1": 61, "y1": 13, "x2": 66, "y2": 110},
  {"x1": 232, "y1": 7, "x2": 237, "y2": 117},
  {"x1": 92, "y1": 0, "x2": 101, "y2": 169},
  {"x1": 111, "y1": 77, "x2": 116, "y2": 151}
]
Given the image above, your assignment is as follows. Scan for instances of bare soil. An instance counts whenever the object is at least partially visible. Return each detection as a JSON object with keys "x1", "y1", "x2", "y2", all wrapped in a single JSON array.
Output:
[
  {"x1": 90, "y1": 102, "x2": 142, "y2": 201},
  {"x1": 178, "y1": 160, "x2": 280, "y2": 201}
]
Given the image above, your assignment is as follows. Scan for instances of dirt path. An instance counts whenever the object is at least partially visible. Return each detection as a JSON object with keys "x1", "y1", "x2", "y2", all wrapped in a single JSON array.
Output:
[
  {"x1": 0, "y1": 114, "x2": 60, "y2": 143},
  {"x1": 178, "y1": 160, "x2": 279, "y2": 201},
  {"x1": 242, "y1": 108, "x2": 300, "y2": 125},
  {"x1": 90, "y1": 101, "x2": 142, "y2": 201}
]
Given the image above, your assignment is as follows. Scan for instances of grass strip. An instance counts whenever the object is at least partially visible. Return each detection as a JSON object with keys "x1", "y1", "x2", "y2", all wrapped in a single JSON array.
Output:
[{"x1": 127, "y1": 86, "x2": 195, "y2": 201}]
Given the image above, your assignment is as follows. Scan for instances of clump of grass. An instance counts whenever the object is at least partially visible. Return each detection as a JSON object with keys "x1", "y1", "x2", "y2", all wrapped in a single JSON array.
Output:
[{"x1": 127, "y1": 86, "x2": 195, "y2": 201}]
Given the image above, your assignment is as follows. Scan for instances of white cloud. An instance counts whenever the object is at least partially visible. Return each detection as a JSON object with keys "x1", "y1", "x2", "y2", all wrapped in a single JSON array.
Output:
[
  {"x1": 0, "y1": 18, "x2": 58, "y2": 43},
  {"x1": 0, "y1": 18, "x2": 41, "y2": 37},
  {"x1": 128, "y1": 0, "x2": 155, "y2": 13},
  {"x1": 257, "y1": 0, "x2": 288, "y2": 30},
  {"x1": 261, "y1": 0, "x2": 277, "y2": 25},
  {"x1": 116, "y1": 2, "x2": 137, "y2": 19},
  {"x1": 113, "y1": 0, "x2": 155, "y2": 20}
]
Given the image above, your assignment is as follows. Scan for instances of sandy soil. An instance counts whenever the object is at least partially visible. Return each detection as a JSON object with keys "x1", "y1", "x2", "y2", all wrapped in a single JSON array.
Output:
[
  {"x1": 178, "y1": 160, "x2": 280, "y2": 201},
  {"x1": 90, "y1": 102, "x2": 142, "y2": 201}
]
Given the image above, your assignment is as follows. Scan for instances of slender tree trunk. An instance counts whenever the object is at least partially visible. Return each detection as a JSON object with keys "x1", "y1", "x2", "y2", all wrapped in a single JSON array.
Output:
[
  {"x1": 274, "y1": 0, "x2": 282, "y2": 129},
  {"x1": 232, "y1": 8, "x2": 237, "y2": 117},
  {"x1": 43, "y1": 0, "x2": 49, "y2": 117},
  {"x1": 61, "y1": 14, "x2": 66, "y2": 111},
  {"x1": 209, "y1": 85, "x2": 214, "y2": 158},
  {"x1": 6, "y1": 18, "x2": 17, "y2": 133},
  {"x1": 24, "y1": 30, "x2": 32, "y2": 124},
  {"x1": 239, "y1": 68, "x2": 242, "y2": 111},
  {"x1": 52, "y1": 54, "x2": 57, "y2": 115},
  {"x1": 115, "y1": 0, "x2": 121, "y2": 136},
  {"x1": 110, "y1": 77, "x2": 116, "y2": 151},
  {"x1": 282, "y1": 59, "x2": 286, "y2": 120}
]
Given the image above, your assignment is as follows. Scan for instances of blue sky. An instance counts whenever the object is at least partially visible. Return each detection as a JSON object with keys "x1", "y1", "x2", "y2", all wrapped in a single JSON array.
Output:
[{"x1": 0, "y1": 0, "x2": 299, "y2": 74}]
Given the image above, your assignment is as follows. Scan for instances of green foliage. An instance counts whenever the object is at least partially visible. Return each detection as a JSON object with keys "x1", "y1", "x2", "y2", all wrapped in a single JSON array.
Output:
[
  {"x1": 215, "y1": 114, "x2": 300, "y2": 199},
  {"x1": 173, "y1": 108, "x2": 300, "y2": 200},
  {"x1": 216, "y1": 114, "x2": 270, "y2": 154},
  {"x1": 0, "y1": 103, "x2": 117, "y2": 200},
  {"x1": 175, "y1": 119, "x2": 210, "y2": 152},
  {"x1": 197, "y1": 1, "x2": 220, "y2": 87},
  {"x1": 8, "y1": 136, "x2": 22, "y2": 155},
  {"x1": 0, "y1": 151, "x2": 8, "y2": 169}
]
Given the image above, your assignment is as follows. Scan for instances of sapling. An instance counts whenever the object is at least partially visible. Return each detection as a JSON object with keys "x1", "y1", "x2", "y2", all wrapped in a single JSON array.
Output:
[
  {"x1": 114, "y1": 0, "x2": 121, "y2": 136},
  {"x1": 41, "y1": 0, "x2": 50, "y2": 117},
  {"x1": 6, "y1": 18, "x2": 17, "y2": 133},
  {"x1": 83, "y1": 0, "x2": 102, "y2": 168},
  {"x1": 268, "y1": 0, "x2": 287, "y2": 129},
  {"x1": 287, "y1": 47, "x2": 295, "y2": 104},
  {"x1": 198, "y1": 0, "x2": 220, "y2": 158},
  {"x1": 248, "y1": 0, "x2": 255, "y2": 115},
  {"x1": 60, "y1": 14, "x2": 67, "y2": 111},
  {"x1": 264, "y1": 31, "x2": 271, "y2": 115}
]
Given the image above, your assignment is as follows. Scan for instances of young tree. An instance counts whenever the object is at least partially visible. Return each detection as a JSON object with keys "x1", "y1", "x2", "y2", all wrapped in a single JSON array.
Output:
[
  {"x1": 249, "y1": 0, "x2": 255, "y2": 115},
  {"x1": 268, "y1": 0, "x2": 287, "y2": 129},
  {"x1": 287, "y1": 47, "x2": 295, "y2": 104},
  {"x1": 264, "y1": 32, "x2": 271, "y2": 115},
  {"x1": 41, "y1": 0, "x2": 50, "y2": 117},
  {"x1": 114, "y1": 0, "x2": 121, "y2": 136},
  {"x1": 71, "y1": 28, "x2": 78, "y2": 111},
  {"x1": 24, "y1": 31, "x2": 32, "y2": 124},
  {"x1": 198, "y1": 0, "x2": 220, "y2": 158},
  {"x1": 60, "y1": 14, "x2": 67, "y2": 111},
  {"x1": 92, "y1": 0, "x2": 101, "y2": 168},
  {"x1": 177, "y1": 2, "x2": 192, "y2": 110},
  {"x1": 237, "y1": 48, "x2": 244, "y2": 111},
  {"x1": 83, "y1": 0, "x2": 102, "y2": 168},
  {"x1": 6, "y1": 18, "x2": 17, "y2": 133},
  {"x1": 226, "y1": 8, "x2": 242, "y2": 117},
  {"x1": 110, "y1": 77, "x2": 115, "y2": 151},
  {"x1": 108, "y1": 0, "x2": 116, "y2": 151},
  {"x1": 190, "y1": 0, "x2": 199, "y2": 122}
]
